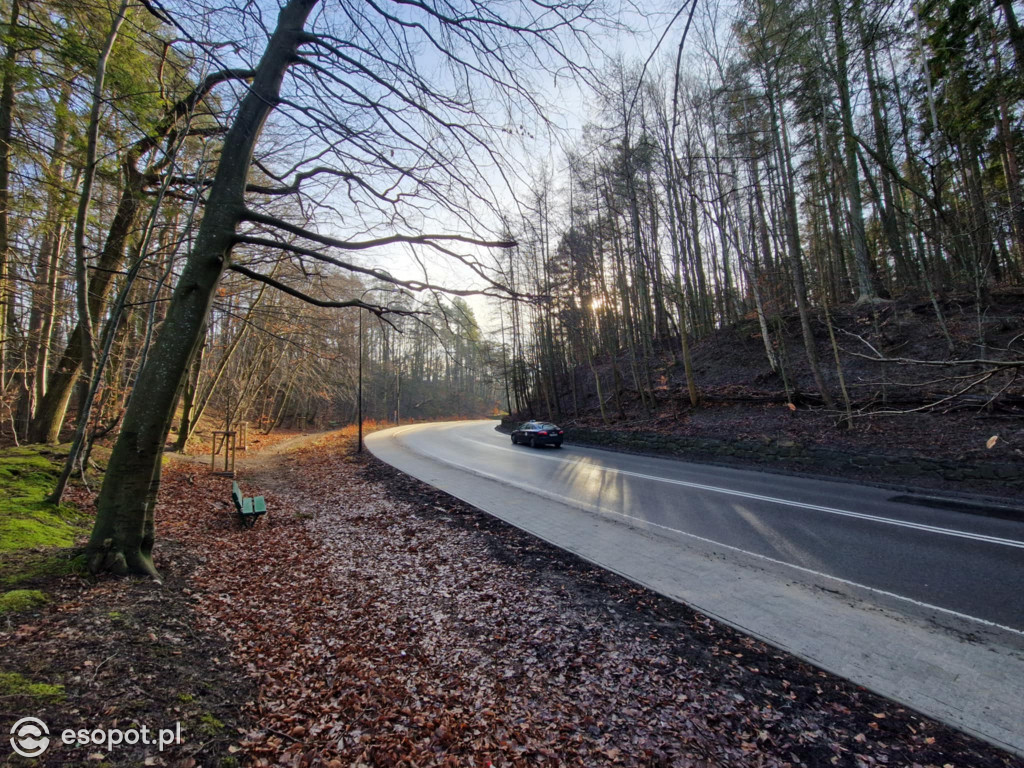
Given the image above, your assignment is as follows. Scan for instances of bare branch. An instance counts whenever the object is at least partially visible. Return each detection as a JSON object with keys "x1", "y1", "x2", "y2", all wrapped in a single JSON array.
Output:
[
  {"x1": 233, "y1": 234, "x2": 525, "y2": 299},
  {"x1": 844, "y1": 349, "x2": 1023, "y2": 370},
  {"x1": 228, "y1": 263, "x2": 419, "y2": 319},
  {"x1": 241, "y1": 208, "x2": 515, "y2": 252},
  {"x1": 245, "y1": 165, "x2": 399, "y2": 204}
]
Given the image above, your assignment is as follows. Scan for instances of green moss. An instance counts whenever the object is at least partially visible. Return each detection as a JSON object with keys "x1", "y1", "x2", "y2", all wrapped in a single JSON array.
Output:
[
  {"x1": 178, "y1": 692, "x2": 194, "y2": 703},
  {"x1": 197, "y1": 712, "x2": 225, "y2": 737},
  {"x1": 0, "y1": 672, "x2": 65, "y2": 702},
  {"x1": 0, "y1": 552, "x2": 86, "y2": 587},
  {"x1": 0, "y1": 515, "x2": 83, "y2": 549},
  {"x1": 0, "y1": 589, "x2": 49, "y2": 613},
  {"x1": 0, "y1": 446, "x2": 91, "y2": 553}
]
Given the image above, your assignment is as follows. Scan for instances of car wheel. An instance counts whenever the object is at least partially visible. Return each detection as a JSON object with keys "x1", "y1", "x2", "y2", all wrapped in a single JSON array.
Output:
[
  {"x1": 530, "y1": 437, "x2": 537, "y2": 448},
  {"x1": 511, "y1": 434, "x2": 517, "y2": 444},
  {"x1": 554, "y1": 443, "x2": 563, "y2": 449}
]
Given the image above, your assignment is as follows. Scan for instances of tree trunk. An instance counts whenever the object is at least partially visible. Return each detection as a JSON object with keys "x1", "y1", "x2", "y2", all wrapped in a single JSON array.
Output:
[
  {"x1": 998, "y1": 0, "x2": 1024, "y2": 71},
  {"x1": 0, "y1": 0, "x2": 19, "y2": 394},
  {"x1": 30, "y1": 168, "x2": 146, "y2": 443},
  {"x1": 741, "y1": 195, "x2": 778, "y2": 374},
  {"x1": 689, "y1": 195, "x2": 711, "y2": 333},
  {"x1": 86, "y1": 0, "x2": 318, "y2": 577},
  {"x1": 771, "y1": 87, "x2": 836, "y2": 409},
  {"x1": 267, "y1": 368, "x2": 298, "y2": 435},
  {"x1": 173, "y1": 326, "x2": 206, "y2": 452},
  {"x1": 832, "y1": 0, "x2": 879, "y2": 303},
  {"x1": 24, "y1": 81, "x2": 73, "y2": 434},
  {"x1": 72, "y1": 0, "x2": 131, "y2": 422},
  {"x1": 859, "y1": 27, "x2": 912, "y2": 288},
  {"x1": 665, "y1": 153, "x2": 700, "y2": 407},
  {"x1": 992, "y1": 41, "x2": 1024, "y2": 278}
]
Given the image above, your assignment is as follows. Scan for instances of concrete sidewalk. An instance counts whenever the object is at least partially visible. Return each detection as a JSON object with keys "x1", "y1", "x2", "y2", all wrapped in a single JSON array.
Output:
[{"x1": 367, "y1": 428, "x2": 1024, "y2": 757}]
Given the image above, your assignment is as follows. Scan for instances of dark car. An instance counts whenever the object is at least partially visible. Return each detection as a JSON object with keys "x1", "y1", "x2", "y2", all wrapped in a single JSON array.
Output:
[{"x1": 511, "y1": 421, "x2": 564, "y2": 448}]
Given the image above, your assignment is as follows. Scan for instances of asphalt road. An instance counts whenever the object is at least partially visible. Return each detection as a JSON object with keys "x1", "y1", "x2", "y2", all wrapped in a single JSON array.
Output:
[
  {"x1": 370, "y1": 420, "x2": 1024, "y2": 634},
  {"x1": 367, "y1": 420, "x2": 1024, "y2": 753}
]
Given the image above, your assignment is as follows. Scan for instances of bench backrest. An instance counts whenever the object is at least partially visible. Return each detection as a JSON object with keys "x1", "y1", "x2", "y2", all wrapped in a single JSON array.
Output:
[{"x1": 231, "y1": 481, "x2": 243, "y2": 510}]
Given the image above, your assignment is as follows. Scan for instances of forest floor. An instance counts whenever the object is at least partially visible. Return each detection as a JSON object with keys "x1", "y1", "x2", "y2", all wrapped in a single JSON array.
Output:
[{"x1": 2, "y1": 430, "x2": 1021, "y2": 767}]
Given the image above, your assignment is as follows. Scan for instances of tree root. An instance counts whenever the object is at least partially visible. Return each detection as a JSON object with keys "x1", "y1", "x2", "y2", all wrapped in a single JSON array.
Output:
[{"x1": 87, "y1": 540, "x2": 162, "y2": 582}]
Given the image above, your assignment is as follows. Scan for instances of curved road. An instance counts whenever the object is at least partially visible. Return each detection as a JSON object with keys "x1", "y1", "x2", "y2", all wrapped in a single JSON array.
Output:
[{"x1": 367, "y1": 420, "x2": 1024, "y2": 754}]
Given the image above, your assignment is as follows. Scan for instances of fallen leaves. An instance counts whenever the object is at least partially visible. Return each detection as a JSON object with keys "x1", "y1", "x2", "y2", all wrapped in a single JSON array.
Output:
[
  {"x1": 0, "y1": 541, "x2": 255, "y2": 767},
  {"x1": 149, "y1": 431, "x2": 1019, "y2": 768}
]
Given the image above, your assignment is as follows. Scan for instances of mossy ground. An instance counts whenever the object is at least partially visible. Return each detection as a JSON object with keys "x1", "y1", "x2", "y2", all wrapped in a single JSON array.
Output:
[
  {"x1": 0, "y1": 588, "x2": 49, "y2": 613},
  {"x1": 0, "y1": 445, "x2": 254, "y2": 767},
  {"x1": 0, "y1": 550, "x2": 87, "y2": 587},
  {"x1": 0, "y1": 538, "x2": 255, "y2": 767},
  {"x1": 0, "y1": 671, "x2": 65, "y2": 702},
  {"x1": 0, "y1": 445, "x2": 91, "y2": 552}
]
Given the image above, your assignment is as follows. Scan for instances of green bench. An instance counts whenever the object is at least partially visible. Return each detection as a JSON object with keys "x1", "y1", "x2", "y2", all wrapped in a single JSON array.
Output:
[{"x1": 231, "y1": 481, "x2": 267, "y2": 528}]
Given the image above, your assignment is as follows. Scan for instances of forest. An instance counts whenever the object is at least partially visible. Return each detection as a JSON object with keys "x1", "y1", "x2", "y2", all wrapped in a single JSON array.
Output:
[
  {"x1": 2, "y1": 0, "x2": 1022, "y2": 443},
  {"x1": 2, "y1": 2, "x2": 1023, "y2": 764},
  {"x1": 0, "y1": 0, "x2": 1020, "y2": 569},
  {"x1": 497, "y1": 0, "x2": 1024, "y2": 427},
  {"x1": 0, "y1": 0, "x2": 512, "y2": 452}
]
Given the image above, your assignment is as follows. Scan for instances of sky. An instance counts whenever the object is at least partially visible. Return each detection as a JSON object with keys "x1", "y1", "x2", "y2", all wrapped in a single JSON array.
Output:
[
  {"x1": 175, "y1": 0, "x2": 693, "y2": 335},
  {"x1": 457, "y1": 1, "x2": 691, "y2": 334},
  {"x1": 313, "y1": 0, "x2": 689, "y2": 335}
]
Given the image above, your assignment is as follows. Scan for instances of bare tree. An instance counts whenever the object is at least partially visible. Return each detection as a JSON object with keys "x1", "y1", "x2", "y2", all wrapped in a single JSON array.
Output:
[{"x1": 85, "y1": 0, "x2": 609, "y2": 576}]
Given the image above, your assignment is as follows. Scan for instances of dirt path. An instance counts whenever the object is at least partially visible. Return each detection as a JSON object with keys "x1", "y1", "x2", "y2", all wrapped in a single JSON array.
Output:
[
  {"x1": 232, "y1": 431, "x2": 345, "y2": 497},
  {"x1": 237, "y1": 431, "x2": 335, "y2": 466},
  {"x1": 165, "y1": 430, "x2": 338, "y2": 494}
]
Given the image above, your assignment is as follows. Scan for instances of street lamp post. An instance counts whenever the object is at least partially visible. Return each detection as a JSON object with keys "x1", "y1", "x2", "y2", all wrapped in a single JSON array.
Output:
[
  {"x1": 356, "y1": 287, "x2": 375, "y2": 454},
  {"x1": 357, "y1": 308, "x2": 364, "y2": 453}
]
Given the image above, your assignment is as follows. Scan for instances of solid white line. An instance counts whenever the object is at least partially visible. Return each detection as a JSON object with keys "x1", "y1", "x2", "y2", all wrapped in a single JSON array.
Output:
[
  {"x1": 382, "y1": 432, "x2": 1024, "y2": 638},
  {"x1": 461, "y1": 436, "x2": 1024, "y2": 550}
]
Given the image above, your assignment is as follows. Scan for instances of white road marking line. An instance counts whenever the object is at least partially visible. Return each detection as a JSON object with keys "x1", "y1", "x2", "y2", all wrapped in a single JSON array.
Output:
[
  {"x1": 461, "y1": 436, "x2": 1024, "y2": 550},
  {"x1": 381, "y1": 430, "x2": 1024, "y2": 637}
]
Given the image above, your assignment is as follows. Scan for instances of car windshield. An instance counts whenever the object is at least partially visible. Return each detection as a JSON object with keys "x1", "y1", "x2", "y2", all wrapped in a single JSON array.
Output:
[{"x1": 537, "y1": 424, "x2": 559, "y2": 430}]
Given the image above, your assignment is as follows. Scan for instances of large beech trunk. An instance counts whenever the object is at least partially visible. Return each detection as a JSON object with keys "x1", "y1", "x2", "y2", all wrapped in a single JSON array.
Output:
[{"x1": 86, "y1": 0, "x2": 318, "y2": 577}]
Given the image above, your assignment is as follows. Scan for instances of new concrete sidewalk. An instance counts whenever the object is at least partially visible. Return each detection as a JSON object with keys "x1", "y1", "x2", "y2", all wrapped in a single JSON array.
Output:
[{"x1": 367, "y1": 427, "x2": 1024, "y2": 757}]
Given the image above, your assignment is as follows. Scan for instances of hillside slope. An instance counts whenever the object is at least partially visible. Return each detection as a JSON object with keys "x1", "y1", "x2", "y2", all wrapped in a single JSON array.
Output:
[{"x1": 515, "y1": 290, "x2": 1024, "y2": 501}]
